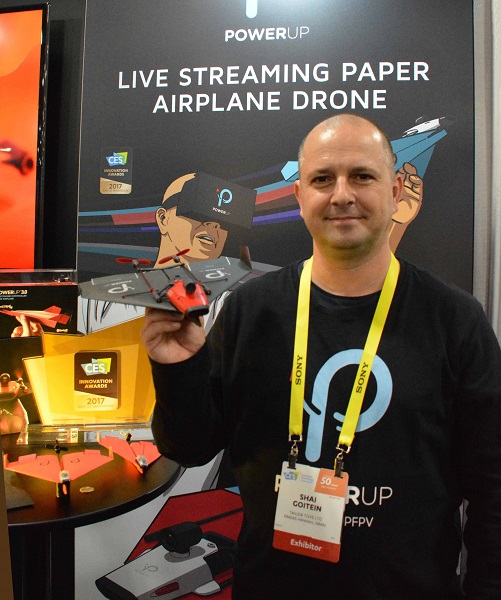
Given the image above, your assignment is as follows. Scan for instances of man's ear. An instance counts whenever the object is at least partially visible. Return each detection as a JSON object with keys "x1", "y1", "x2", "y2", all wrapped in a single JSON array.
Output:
[
  {"x1": 156, "y1": 207, "x2": 170, "y2": 234},
  {"x1": 294, "y1": 179, "x2": 303, "y2": 217},
  {"x1": 392, "y1": 172, "x2": 404, "y2": 214}
]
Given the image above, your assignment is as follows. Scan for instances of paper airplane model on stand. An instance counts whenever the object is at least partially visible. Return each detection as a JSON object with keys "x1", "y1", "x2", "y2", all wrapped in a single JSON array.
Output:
[
  {"x1": 98, "y1": 432, "x2": 161, "y2": 473},
  {"x1": 78, "y1": 252, "x2": 251, "y2": 321},
  {"x1": 4, "y1": 442, "x2": 114, "y2": 498}
]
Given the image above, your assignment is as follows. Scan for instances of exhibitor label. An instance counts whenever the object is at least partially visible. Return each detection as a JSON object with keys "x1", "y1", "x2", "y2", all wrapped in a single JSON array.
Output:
[{"x1": 273, "y1": 462, "x2": 348, "y2": 562}]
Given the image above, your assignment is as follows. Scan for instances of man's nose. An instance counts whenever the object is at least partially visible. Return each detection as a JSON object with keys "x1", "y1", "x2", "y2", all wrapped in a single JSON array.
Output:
[
  {"x1": 203, "y1": 221, "x2": 221, "y2": 229},
  {"x1": 330, "y1": 178, "x2": 354, "y2": 205}
]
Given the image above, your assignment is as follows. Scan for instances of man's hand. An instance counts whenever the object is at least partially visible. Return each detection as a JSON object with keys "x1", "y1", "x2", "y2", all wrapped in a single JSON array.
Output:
[
  {"x1": 11, "y1": 314, "x2": 43, "y2": 337},
  {"x1": 141, "y1": 309, "x2": 206, "y2": 364}
]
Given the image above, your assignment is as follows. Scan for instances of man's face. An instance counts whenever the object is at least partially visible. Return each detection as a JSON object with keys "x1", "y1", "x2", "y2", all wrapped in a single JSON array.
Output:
[
  {"x1": 294, "y1": 119, "x2": 401, "y2": 259},
  {"x1": 157, "y1": 206, "x2": 228, "y2": 261}
]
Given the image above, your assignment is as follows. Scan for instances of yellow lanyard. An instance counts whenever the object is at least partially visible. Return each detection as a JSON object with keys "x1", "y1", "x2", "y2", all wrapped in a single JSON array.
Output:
[{"x1": 289, "y1": 254, "x2": 400, "y2": 463}]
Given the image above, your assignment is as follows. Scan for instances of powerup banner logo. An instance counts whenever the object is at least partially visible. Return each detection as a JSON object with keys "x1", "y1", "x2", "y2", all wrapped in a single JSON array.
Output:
[
  {"x1": 74, "y1": 351, "x2": 120, "y2": 411},
  {"x1": 243, "y1": 0, "x2": 291, "y2": 19},
  {"x1": 246, "y1": 0, "x2": 258, "y2": 17},
  {"x1": 225, "y1": 0, "x2": 310, "y2": 41}
]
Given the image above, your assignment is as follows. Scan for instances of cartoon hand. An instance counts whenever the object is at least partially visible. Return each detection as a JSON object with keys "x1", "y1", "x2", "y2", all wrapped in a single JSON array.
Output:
[
  {"x1": 11, "y1": 314, "x2": 43, "y2": 337},
  {"x1": 393, "y1": 162, "x2": 423, "y2": 225}
]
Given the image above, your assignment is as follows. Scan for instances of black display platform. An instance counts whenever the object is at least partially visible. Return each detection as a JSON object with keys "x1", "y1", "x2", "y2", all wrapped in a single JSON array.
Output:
[{"x1": 2, "y1": 433, "x2": 180, "y2": 600}]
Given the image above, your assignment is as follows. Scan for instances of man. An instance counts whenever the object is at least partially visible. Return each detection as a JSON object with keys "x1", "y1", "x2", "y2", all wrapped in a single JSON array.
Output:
[
  {"x1": 141, "y1": 114, "x2": 501, "y2": 599},
  {"x1": 154, "y1": 173, "x2": 228, "y2": 266}
]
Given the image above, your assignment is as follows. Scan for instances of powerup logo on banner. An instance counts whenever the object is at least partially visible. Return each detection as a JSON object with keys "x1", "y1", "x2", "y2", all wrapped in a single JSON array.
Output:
[
  {"x1": 225, "y1": 0, "x2": 310, "y2": 41},
  {"x1": 246, "y1": 0, "x2": 258, "y2": 17}
]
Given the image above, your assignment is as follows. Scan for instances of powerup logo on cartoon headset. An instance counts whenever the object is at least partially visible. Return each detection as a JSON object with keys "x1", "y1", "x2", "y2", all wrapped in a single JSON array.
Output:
[
  {"x1": 215, "y1": 187, "x2": 233, "y2": 216},
  {"x1": 225, "y1": 0, "x2": 310, "y2": 41},
  {"x1": 176, "y1": 173, "x2": 256, "y2": 230}
]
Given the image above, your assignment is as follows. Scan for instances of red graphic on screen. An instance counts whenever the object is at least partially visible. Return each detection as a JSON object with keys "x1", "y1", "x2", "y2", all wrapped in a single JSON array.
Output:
[{"x1": 0, "y1": 10, "x2": 44, "y2": 268}]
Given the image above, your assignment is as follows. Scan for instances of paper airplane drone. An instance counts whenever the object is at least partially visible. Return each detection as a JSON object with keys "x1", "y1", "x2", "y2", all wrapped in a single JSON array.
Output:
[
  {"x1": 98, "y1": 432, "x2": 161, "y2": 474},
  {"x1": 79, "y1": 251, "x2": 251, "y2": 321},
  {"x1": 4, "y1": 442, "x2": 114, "y2": 497},
  {"x1": 0, "y1": 305, "x2": 71, "y2": 328}
]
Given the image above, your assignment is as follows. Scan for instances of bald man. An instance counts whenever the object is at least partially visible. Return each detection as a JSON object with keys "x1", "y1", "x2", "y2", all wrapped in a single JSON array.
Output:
[{"x1": 142, "y1": 114, "x2": 501, "y2": 599}]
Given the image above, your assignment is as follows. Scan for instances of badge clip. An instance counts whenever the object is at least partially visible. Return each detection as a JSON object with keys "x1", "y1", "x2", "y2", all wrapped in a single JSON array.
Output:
[
  {"x1": 334, "y1": 444, "x2": 350, "y2": 478},
  {"x1": 288, "y1": 434, "x2": 302, "y2": 469}
]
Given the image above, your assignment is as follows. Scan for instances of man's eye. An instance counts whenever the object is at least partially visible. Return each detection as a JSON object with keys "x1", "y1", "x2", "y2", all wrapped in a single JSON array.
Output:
[
  {"x1": 355, "y1": 173, "x2": 373, "y2": 181},
  {"x1": 312, "y1": 176, "x2": 330, "y2": 184}
]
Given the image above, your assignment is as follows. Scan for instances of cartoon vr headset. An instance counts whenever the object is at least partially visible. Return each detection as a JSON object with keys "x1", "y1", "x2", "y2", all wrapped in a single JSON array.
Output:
[{"x1": 165, "y1": 172, "x2": 256, "y2": 231}]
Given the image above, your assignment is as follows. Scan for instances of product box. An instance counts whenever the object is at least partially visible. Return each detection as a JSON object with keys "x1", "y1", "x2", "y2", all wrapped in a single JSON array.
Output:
[
  {"x1": 0, "y1": 269, "x2": 78, "y2": 338},
  {"x1": 0, "y1": 336, "x2": 43, "y2": 426}
]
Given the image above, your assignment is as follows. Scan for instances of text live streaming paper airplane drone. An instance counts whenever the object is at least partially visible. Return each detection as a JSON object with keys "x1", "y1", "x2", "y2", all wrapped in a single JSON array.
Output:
[{"x1": 78, "y1": 250, "x2": 251, "y2": 321}]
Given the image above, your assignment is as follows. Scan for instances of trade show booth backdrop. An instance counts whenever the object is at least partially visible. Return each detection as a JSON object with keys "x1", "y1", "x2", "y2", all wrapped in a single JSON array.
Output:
[
  {"x1": 74, "y1": 1, "x2": 475, "y2": 599},
  {"x1": 77, "y1": 0, "x2": 474, "y2": 291}
]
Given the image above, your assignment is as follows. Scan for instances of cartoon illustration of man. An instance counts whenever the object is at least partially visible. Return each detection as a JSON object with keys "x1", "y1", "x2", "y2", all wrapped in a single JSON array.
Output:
[
  {"x1": 390, "y1": 162, "x2": 423, "y2": 251},
  {"x1": 154, "y1": 173, "x2": 229, "y2": 266}
]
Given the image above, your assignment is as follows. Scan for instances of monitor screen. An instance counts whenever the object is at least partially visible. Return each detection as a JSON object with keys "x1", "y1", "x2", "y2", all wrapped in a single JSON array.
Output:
[{"x1": 0, "y1": 4, "x2": 49, "y2": 268}]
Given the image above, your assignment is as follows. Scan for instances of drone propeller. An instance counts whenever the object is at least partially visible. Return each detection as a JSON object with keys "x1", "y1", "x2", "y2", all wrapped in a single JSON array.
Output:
[
  {"x1": 116, "y1": 257, "x2": 152, "y2": 265},
  {"x1": 158, "y1": 248, "x2": 190, "y2": 265}
]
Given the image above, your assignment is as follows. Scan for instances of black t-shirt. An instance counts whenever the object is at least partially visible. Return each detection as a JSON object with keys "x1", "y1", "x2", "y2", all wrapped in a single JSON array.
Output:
[{"x1": 151, "y1": 259, "x2": 501, "y2": 599}]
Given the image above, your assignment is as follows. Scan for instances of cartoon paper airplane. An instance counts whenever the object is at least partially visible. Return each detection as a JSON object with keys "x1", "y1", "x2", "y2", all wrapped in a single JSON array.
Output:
[
  {"x1": 79, "y1": 255, "x2": 251, "y2": 316},
  {"x1": 0, "y1": 305, "x2": 71, "y2": 328},
  {"x1": 401, "y1": 115, "x2": 456, "y2": 137},
  {"x1": 280, "y1": 115, "x2": 455, "y2": 182}
]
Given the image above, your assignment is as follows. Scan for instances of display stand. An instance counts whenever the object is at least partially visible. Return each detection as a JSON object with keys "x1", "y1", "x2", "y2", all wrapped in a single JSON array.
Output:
[
  {"x1": 0, "y1": 450, "x2": 14, "y2": 600},
  {"x1": 3, "y1": 433, "x2": 180, "y2": 600}
]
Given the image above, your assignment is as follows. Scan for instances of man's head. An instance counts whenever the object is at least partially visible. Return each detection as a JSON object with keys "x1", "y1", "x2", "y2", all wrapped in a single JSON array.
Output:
[
  {"x1": 298, "y1": 114, "x2": 396, "y2": 177},
  {"x1": 155, "y1": 173, "x2": 228, "y2": 265},
  {"x1": 294, "y1": 114, "x2": 402, "y2": 261}
]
